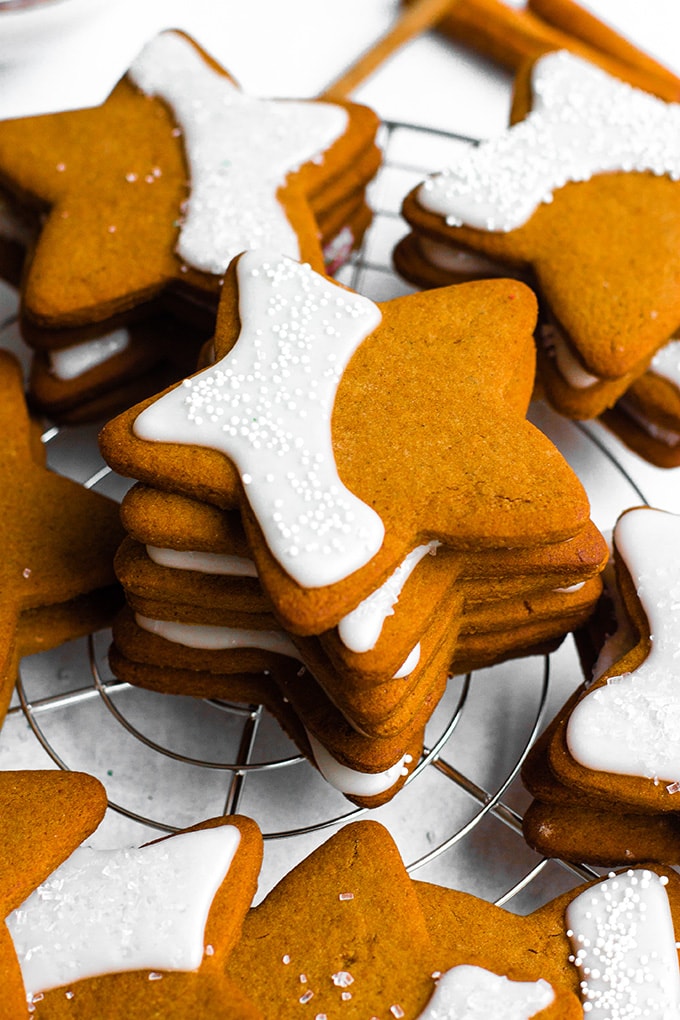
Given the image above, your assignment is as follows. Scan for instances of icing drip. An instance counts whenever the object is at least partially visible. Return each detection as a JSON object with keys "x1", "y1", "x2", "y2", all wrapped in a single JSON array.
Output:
[
  {"x1": 539, "y1": 321, "x2": 600, "y2": 388},
  {"x1": 566, "y1": 508, "x2": 680, "y2": 781},
  {"x1": 7, "y1": 826, "x2": 241, "y2": 998},
  {"x1": 338, "y1": 542, "x2": 440, "y2": 653},
  {"x1": 133, "y1": 251, "x2": 384, "y2": 589},
  {"x1": 416, "y1": 965, "x2": 554, "y2": 1020},
  {"x1": 135, "y1": 613, "x2": 301, "y2": 658},
  {"x1": 565, "y1": 869, "x2": 680, "y2": 1019},
  {"x1": 128, "y1": 32, "x2": 348, "y2": 274},
  {"x1": 418, "y1": 50, "x2": 680, "y2": 232},
  {"x1": 305, "y1": 730, "x2": 411, "y2": 796},
  {"x1": 146, "y1": 545, "x2": 258, "y2": 577},
  {"x1": 650, "y1": 338, "x2": 680, "y2": 388},
  {"x1": 392, "y1": 642, "x2": 421, "y2": 679},
  {"x1": 48, "y1": 328, "x2": 130, "y2": 381}
]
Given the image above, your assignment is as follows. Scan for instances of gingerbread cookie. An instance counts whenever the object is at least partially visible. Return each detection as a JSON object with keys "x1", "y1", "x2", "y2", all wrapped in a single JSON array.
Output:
[
  {"x1": 416, "y1": 864, "x2": 680, "y2": 1019},
  {"x1": 0, "y1": 770, "x2": 108, "y2": 1020},
  {"x1": 100, "y1": 249, "x2": 594, "y2": 638},
  {"x1": 5, "y1": 808, "x2": 262, "y2": 1018},
  {"x1": 0, "y1": 31, "x2": 379, "y2": 329},
  {"x1": 0, "y1": 350, "x2": 123, "y2": 723},
  {"x1": 400, "y1": 49, "x2": 680, "y2": 421},
  {"x1": 227, "y1": 820, "x2": 438, "y2": 1019},
  {"x1": 228, "y1": 817, "x2": 680, "y2": 1019}
]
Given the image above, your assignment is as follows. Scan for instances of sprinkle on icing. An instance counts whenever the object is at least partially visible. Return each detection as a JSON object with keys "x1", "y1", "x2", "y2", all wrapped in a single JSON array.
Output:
[
  {"x1": 565, "y1": 869, "x2": 680, "y2": 1019},
  {"x1": 337, "y1": 541, "x2": 440, "y2": 652},
  {"x1": 415, "y1": 965, "x2": 554, "y2": 1020},
  {"x1": 418, "y1": 50, "x2": 680, "y2": 233},
  {"x1": 48, "y1": 329, "x2": 130, "y2": 381},
  {"x1": 6, "y1": 826, "x2": 241, "y2": 998},
  {"x1": 128, "y1": 32, "x2": 348, "y2": 274},
  {"x1": 305, "y1": 729, "x2": 409, "y2": 797},
  {"x1": 135, "y1": 613, "x2": 301, "y2": 658},
  {"x1": 146, "y1": 545, "x2": 258, "y2": 578},
  {"x1": 566, "y1": 508, "x2": 680, "y2": 781},
  {"x1": 133, "y1": 251, "x2": 384, "y2": 589}
]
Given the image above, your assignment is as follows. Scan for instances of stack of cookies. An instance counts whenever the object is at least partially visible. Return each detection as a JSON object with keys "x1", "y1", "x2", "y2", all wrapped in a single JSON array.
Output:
[
  {"x1": 0, "y1": 30, "x2": 381, "y2": 424},
  {"x1": 395, "y1": 48, "x2": 680, "y2": 467},
  {"x1": 100, "y1": 248, "x2": 607, "y2": 806},
  {"x1": 522, "y1": 505, "x2": 680, "y2": 867}
]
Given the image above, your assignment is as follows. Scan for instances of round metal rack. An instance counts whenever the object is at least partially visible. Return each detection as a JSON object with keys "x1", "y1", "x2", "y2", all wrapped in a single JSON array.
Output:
[{"x1": 0, "y1": 118, "x2": 652, "y2": 906}]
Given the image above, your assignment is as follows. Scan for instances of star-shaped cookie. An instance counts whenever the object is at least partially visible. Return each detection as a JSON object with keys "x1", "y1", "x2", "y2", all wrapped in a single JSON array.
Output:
[
  {"x1": 416, "y1": 863, "x2": 680, "y2": 1019},
  {"x1": 0, "y1": 770, "x2": 107, "y2": 1020},
  {"x1": 227, "y1": 820, "x2": 438, "y2": 1019},
  {"x1": 0, "y1": 350, "x2": 123, "y2": 718},
  {"x1": 5, "y1": 812, "x2": 263, "y2": 1019},
  {"x1": 400, "y1": 49, "x2": 680, "y2": 419},
  {"x1": 100, "y1": 249, "x2": 593, "y2": 634},
  {"x1": 227, "y1": 818, "x2": 680, "y2": 1019},
  {"x1": 0, "y1": 31, "x2": 379, "y2": 329}
]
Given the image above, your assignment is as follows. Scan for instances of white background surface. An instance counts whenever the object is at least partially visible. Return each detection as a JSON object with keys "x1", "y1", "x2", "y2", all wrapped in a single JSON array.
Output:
[{"x1": 0, "y1": 0, "x2": 680, "y2": 907}]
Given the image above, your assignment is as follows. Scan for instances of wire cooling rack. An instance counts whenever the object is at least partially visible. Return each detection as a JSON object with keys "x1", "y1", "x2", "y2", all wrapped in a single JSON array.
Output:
[{"x1": 0, "y1": 118, "x2": 653, "y2": 907}]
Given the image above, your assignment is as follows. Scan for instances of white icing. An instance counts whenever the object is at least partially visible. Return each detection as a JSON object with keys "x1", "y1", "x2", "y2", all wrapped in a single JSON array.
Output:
[
  {"x1": 650, "y1": 338, "x2": 680, "y2": 388},
  {"x1": 133, "y1": 251, "x2": 384, "y2": 589},
  {"x1": 306, "y1": 730, "x2": 410, "y2": 797},
  {"x1": 6, "y1": 826, "x2": 241, "y2": 998},
  {"x1": 47, "y1": 328, "x2": 130, "y2": 381},
  {"x1": 540, "y1": 321, "x2": 600, "y2": 388},
  {"x1": 135, "y1": 612, "x2": 300, "y2": 658},
  {"x1": 566, "y1": 508, "x2": 680, "y2": 781},
  {"x1": 337, "y1": 542, "x2": 440, "y2": 653},
  {"x1": 416, "y1": 965, "x2": 554, "y2": 1020},
  {"x1": 392, "y1": 642, "x2": 421, "y2": 679},
  {"x1": 146, "y1": 545, "x2": 258, "y2": 577},
  {"x1": 418, "y1": 50, "x2": 680, "y2": 232},
  {"x1": 128, "y1": 32, "x2": 348, "y2": 274},
  {"x1": 565, "y1": 869, "x2": 680, "y2": 1020}
]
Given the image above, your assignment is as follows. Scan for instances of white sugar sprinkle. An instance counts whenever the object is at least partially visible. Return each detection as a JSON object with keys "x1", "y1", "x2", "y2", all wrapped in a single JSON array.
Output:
[{"x1": 419, "y1": 50, "x2": 680, "y2": 233}]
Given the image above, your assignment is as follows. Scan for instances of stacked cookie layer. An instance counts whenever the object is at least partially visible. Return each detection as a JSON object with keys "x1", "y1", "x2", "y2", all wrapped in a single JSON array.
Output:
[
  {"x1": 100, "y1": 249, "x2": 606, "y2": 806},
  {"x1": 396, "y1": 49, "x2": 680, "y2": 466}
]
